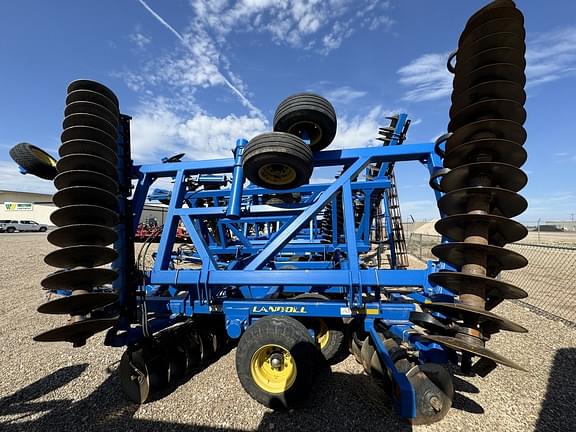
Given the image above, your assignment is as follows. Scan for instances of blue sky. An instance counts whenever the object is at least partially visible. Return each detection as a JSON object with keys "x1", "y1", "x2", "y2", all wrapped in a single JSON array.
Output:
[{"x1": 1, "y1": 0, "x2": 575, "y2": 222}]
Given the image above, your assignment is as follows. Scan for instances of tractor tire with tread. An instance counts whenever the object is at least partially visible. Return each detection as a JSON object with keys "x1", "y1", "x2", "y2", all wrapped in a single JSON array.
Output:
[{"x1": 9, "y1": 143, "x2": 58, "y2": 180}]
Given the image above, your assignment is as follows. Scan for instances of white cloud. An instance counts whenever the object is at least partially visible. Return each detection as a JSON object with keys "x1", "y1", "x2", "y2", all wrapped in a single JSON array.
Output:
[
  {"x1": 129, "y1": 32, "x2": 151, "y2": 49},
  {"x1": 397, "y1": 52, "x2": 452, "y2": 102},
  {"x1": 0, "y1": 161, "x2": 55, "y2": 194},
  {"x1": 324, "y1": 86, "x2": 367, "y2": 104}
]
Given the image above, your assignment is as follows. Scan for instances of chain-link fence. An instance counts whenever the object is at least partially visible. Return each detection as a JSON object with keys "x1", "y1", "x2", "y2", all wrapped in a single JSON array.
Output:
[{"x1": 407, "y1": 233, "x2": 576, "y2": 325}]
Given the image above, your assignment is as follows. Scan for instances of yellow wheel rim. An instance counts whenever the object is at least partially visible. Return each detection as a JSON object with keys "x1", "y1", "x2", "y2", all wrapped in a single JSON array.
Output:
[
  {"x1": 315, "y1": 319, "x2": 330, "y2": 350},
  {"x1": 258, "y1": 163, "x2": 297, "y2": 186},
  {"x1": 288, "y1": 121, "x2": 323, "y2": 146},
  {"x1": 250, "y1": 344, "x2": 297, "y2": 394},
  {"x1": 30, "y1": 148, "x2": 57, "y2": 168}
]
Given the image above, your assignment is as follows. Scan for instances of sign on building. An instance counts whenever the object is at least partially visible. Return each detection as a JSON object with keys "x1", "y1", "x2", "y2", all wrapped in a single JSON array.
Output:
[{"x1": 4, "y1": 202, "x2": 33, "y2": 211}]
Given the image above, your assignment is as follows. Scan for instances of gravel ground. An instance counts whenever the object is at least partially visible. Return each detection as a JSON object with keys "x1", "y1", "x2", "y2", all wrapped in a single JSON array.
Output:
[{"x1": 0, "y1": 233, "x2": 575, "y2": 432}]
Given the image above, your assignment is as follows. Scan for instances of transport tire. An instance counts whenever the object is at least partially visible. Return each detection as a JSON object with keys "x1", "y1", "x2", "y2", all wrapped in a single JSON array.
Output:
[
  {"x1": 9, "y1": 143, "x2": 58, "y2": 180},
  {"x1": 243, "y1": 132, "x2": 313, "y2": 190},
  {"x1": 236, "y1": 315, "x2": 317, "y2": 409},
  {"x1": 273, "y1": 93, "x2": 337, "y2": 151}
]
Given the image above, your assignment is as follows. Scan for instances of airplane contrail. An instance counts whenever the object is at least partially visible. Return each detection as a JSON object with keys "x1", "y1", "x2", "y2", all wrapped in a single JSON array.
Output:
[{"x1": 136, "y1": 0, "x2": 266, "y2": 121}]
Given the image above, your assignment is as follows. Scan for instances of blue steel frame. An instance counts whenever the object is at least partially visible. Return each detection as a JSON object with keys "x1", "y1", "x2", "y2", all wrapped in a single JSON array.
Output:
[{"x1": 105, "y1": 114, "x2": 456, "y2": 420}]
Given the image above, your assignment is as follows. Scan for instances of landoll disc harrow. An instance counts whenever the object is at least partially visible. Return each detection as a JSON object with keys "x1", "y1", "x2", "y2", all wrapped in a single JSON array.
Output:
[{"x1": 13, "y1": 0, "x2": 530, "y2": 425}]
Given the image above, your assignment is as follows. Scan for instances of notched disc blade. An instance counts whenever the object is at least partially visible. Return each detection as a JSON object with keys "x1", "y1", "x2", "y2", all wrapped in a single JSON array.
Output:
[
  {"x1": 45, "y1": 245, "x2": 118, "y2": 268},
  {"x1": 38, "y1": 292, "x2": 118, "y2": 314},
  {"x1": 428, "y1": 271, "x2": 528, "y2": 303},
  {"x1": 67, "y1": 80, "x2": 119, "y2": 106},
  {"x1": 450, "y1": 81, "x2": 526, "y2": 117},
  {"x1": 56, "y1": 154, "x2": 117, "y2": 179},
  {"x1": 454, "y1": 64, "x2": 526, "y2": 94},
  {"x1": 61, "y1": 126, "x2": 117, "y2": 150},
  {"x1": 41, "y1": 268, "x2": 118, "y2": 290},
  {"x1": 53, "y1": 186, "x2": 118, "y2": 210},
  {"x1": 34, "y1": 317, "x2": 118, "y2": 343},
  {"x1": 59, "y1": 139, "x2": 117, "y2": 164},
  {"x1": 66, "y1": 89, "x2": 119, "y2": 117},
  {"x1": 449, "y1": 99, "x2": 526, "y2": 132},
  {"x1": 432, "y1": 242, "x2": 528, "y2": 271},
  {"x1": 440, "y1": 162, "x2": 527, "y2": 193},
  {"x1": 65, "y1": 101, "x2": 119, "y2": 127},
  {"x1": 50, "y1": 205, "x2": 119, "y2": 227},
  {"x1": 438, "y1": 186, "x2": 527, "y2": 218},
  {"x1": 444, "y1": 139, "x2": 527, "y2": 168},
  {"x1": 434, "y1": 213, "x2": 527, "y2": 246},
  {"x1": 448, "y1": 119, "x2": 526, "y2": 146},
  {"x1": 48, "y1": 224, "x2": 118, "y2": 247},
  {"x1": 54, "y1": 170, "x2": 118, "y2": 193},
  {"x1": 421, "y1": 302, "x2": 528, "y2": 334},
  {"x1": 419, "y1": 334, "x2": 526, "y2": 371},
  {"x1": 63, "y1": 113, "x2": 117, "y2": 140}
]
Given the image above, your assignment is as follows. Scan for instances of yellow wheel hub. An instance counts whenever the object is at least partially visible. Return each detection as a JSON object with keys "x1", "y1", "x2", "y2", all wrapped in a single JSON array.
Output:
[
  {"x1": 30, "y1": 148, "x2": 57, "y2": 167},
  {"x1": 258, "y1": 163, "x2": 296, "y2": 186},
  {"x1": 315, "y1": 319, "x2": 330, "y2": 350},
  {"x1": 251, "y1": 344, "x2": 297, "y2": 394},
  {"x1": 288, "y1": 121, "x2": 323, "y2": 146}
]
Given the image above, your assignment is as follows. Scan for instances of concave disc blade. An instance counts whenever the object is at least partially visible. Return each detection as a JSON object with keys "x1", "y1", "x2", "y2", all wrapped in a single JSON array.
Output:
[
  {"x1": 418, "y1": 334, "x2": 526, "y2": 371},
  {"x1": 428, "y1": 271, "x2": 528, "y2": 302},
  {"x1": 53, "y1": 186, "x2": 118, "y2": 210},
  {"x1": 449, "y1": 99, "x2": 526, "y2": 132},
  {"x1": 67, "y1": 80, "x2": 119, "y2": 107},
  {"x1": 50, "y1": 205, "x2": 119, "y2": 227},
  {"x1": 450, "y1": 81, "x2": 526, "y2": 117},
  {"x1": 459, "y1": 32, "x2": 525, "y2": 58},
  {"x1": 434, "y1": 213, "x2": 527, "y2": 246},
  {"x1": 431, "y1": 242, "x2": 528, "y2": 271},
  {"x1": 119, "y1": 350, "x2": 150, "y2": 404},
  {"x1": 54, "y1": 170, "x2": 118, "y2": 193},
  {"x1": 462, "y1": 2, "x2": 524, "y2": 38},
  {"x1": 440, "y1": 162, "x2": 527, "y2": 193},
  {"x1": 61, "y1": 126, "x2": 116, "y2": 150},
  {"x1": 455, "y1": 47, "x2": 526, "y2": 78},
  {"x1": 41, "y1": 268, "x2": 118, "y2": 290},
  {"x1": 38, "y1": 292, "x2": 118, "y2": 314},
  {"x1": 48, "y1": 224, "x2": 118, "y2": 247},
  {"x1": 63, "y1": 113, "x2": 117, "y2": 138},
  {"x1": 56, "y1": 154, "x2": 117, "y2": 179},
  {"x1": 448, "y1": 119, "x2": 526, "y2": 146},
  {"x1": 59, "y1": 139, "x2": 117, "y2": 164},
  {"x1": 459, "y1": 18, "x2": 525, "y2": 49},
  {"x1": 34, "y1": 317, "x2": 118, "y2": 343},
  {"x1": 45, "y1": 245, "x2": 118, "y2": 268},
  {"x1": 65, "y1": 101, "x2": 119, "y2": 127},
  {"x1": 66, "y1": 89, "x2": 119, "y2": 117},
  {"x1": 444, "y1": 139, "x2": 527, "y2": 168},
  {"x1": 438, "y1": 186, "x2": 527, "y2": 218},
  {"x1": 421, "y1": 302, "x2": 528, "y2": 333},
  {"x1": 453, "y1": 64, "x2": 526, "y2": 94}
]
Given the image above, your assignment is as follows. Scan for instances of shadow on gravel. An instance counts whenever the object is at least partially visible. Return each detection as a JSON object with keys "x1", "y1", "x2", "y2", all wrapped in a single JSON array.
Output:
[
  {"x1": 450, "y1": 375, "x2": 484, "y2": 414},
  {"x1": 537, "y1": 348, "x2": 576, "y2": 431}
]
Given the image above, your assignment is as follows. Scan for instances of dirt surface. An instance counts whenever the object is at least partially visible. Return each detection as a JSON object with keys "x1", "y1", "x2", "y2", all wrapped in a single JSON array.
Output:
[{"x1": 1, "y1": 233, "x2": 575, "y2": 431}]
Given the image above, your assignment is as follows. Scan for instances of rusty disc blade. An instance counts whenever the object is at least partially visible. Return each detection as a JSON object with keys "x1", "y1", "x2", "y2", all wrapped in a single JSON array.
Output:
[
  {"x1": 444, "y1": 139, "x2": 527, "y2": 168},
  {"x1": 428, "y1": 271, "x2": 527, "y2": 305},
  {"x1": 449, "y1": 99, "x2": 526, "y2": 132},
  {"x1": 450, "y1": 81, "x2": 526, "y2": 117},
  {"x1": 66, "y1": 89, "x2": 119, "y2": 116},
  {"x1": 440, "y1": 162, "x2": 527, "y2": 192},
  {"x1": 45, "y1": 245, "x2": 118, "y2": 268},
  {"x1": 34, "y1": 317, "x2": 118, "y2": 343},
  {"x1": 61, "y1": 126, "x2": 116, "y2": 150},
  {"x1": 59, "y1": 139, "x2": 117, "y2": 164},
  {"x1": 41, "y1": 268, "x2": 118, "y2": 290},
  {"x1": 448, "y1": 118, "x2": 526, "y2": 146},
  {"x1": 438, "y1": 186, "x2": 527, "y2": 218},
  {"x1": 459, "y1": 17, "x2": 525, "y2": 48},
  {"x1": 56, "y1": 154, "x2": 117, "y2": 179},
  {"x1": 432, "y1": 242, "x2": 527, "y2": 274},
  {"x1": 67, "y1": 79, "x2": 119, "y2": 107},
  {"x1": 421, "y1": 302, "x2": 528, "y2": 333},
  {"x1": 38, "y1": 292, "x2": 118, "y2": 315},
  {"x1": 418, "y1": 334, "x2": 526, "y2": 371},
  {"x1": 53, "y1": 186, "x2": 118, "y2": 210},
  {"x1": 50, "y1": 205, "x2": 119, "y2": 227},
  {"x1": 453, "y1": 63, "x2": 526, "y2": 94},
  {"x1": 63, "y1": 113, "x2": 117, "y2": 138},
  {"x1": 54, "y1": 170, "x2": 118, "y2": 193},
  {"x1": 65, "y1": 101, "x2": 119, "y2": 127},
  {"x1": 455, "y1": 47, "x2": 526, "y2": 77},
  {"x1": 459, "y1": 32, "x2": 525, "y2": 58},
  {"x1": 434, "y1": 213, "x2": 527, "y2": 246},
  {"x1": 48, "y1": 224, "x2": 118, "y2": 247}
]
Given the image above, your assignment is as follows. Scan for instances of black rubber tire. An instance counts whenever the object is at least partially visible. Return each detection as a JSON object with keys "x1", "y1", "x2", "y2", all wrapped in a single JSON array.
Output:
[
  {"x1": 6, "y1": 227, "x2": 15, "y2": 233},
  {"x1": 236, "y1": 315, "x2": 317, "y2": 409},
  {"x1": 243, "y1": 132, "x2": 313, "y2": 190},
  {"x1": 39, "y1": 227, "x2": 47, "y2": 232},
  {"x1": 273, "y1": 93, "x2": 337, "y2": 151},
  {"x1": 9, "y1": 143, "x2": 57, "y2": 180}
]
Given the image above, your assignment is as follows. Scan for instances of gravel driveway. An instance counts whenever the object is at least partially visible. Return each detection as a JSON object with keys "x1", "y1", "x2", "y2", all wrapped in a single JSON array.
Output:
[{"x1": 0, "y1": 234, "x2": 574, "y2": 431}]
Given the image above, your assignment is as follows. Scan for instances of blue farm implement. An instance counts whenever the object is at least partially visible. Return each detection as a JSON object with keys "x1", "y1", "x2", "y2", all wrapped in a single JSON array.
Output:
[{"x1": 13, "y1": 1, "x2": 530, "y2": 425}]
